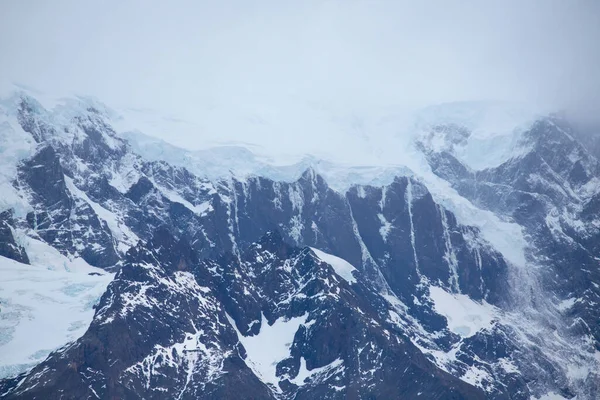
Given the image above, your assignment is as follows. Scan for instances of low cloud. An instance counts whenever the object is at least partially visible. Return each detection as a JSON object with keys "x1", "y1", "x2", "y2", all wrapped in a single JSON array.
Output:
[{"x1": 1, "y1": 0, "x2": 599, "y2": 134}]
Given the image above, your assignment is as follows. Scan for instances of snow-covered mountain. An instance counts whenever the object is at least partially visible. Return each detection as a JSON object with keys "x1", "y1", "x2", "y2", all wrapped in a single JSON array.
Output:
[{"x1": 0, "y1": 89, "x2": 598, "y2": 399}]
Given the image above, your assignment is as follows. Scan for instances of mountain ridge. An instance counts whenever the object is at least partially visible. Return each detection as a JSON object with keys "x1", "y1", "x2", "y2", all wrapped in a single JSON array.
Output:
[{"x1": 0, "y1": 90, "x2": 598, "y2": 399}]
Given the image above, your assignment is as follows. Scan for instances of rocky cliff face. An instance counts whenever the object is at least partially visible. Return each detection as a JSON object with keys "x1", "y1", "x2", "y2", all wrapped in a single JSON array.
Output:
[
  {"x1": 0, "y1": 230, "x2": 486, "y2": 400},
  {"x1": 423, "y1": 117, "x2": 600, "y2": 352},
  {"x1": 0, "y1": 93, "x2": 598, "y2": 399}
]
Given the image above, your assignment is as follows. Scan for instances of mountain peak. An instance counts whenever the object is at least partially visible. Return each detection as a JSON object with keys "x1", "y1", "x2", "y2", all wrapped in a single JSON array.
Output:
[{"x1": 0, "y1": 90, "x2": 598, "y2": 400}]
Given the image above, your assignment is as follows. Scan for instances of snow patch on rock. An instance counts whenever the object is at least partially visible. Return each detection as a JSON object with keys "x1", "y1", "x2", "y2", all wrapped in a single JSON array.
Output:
[
  {"x1": 227, "y1": 312, "x2": 308, "y2": 392},
  {"x1": 290, "y1": 357, "x2": 344, "y2": 386},
  {"x1": 429, "y1": 285, "x2": 497, "y2": 338},
  {"x1": 311, "y1": 248, "x2": 357, "y2": 284}
]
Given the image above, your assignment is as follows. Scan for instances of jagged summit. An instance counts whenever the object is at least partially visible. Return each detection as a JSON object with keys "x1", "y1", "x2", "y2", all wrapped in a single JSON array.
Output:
[{"x1": 0, "y1": 89, "x2": 598, "y2": 399}]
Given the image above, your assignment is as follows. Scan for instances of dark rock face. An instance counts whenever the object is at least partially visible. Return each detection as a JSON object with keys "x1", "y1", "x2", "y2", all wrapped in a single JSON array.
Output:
[
  {"x1": 0, "y1": 210, "x2": 28, "y2": 264},
  {"x1": 71, "y1": 112, "x2": 128, "y2": 167},
  {"x1": 16, "y1": 97, "x2": 57, "y2": 143},
  {"x1": 179, "y1": 171, "x2": 507, "y2": 310},
  {"x1": 421, "y1": 117, "x2": 600, "y2": 398},
  {"x1": 0, "y1": 231, "x2": 484, "y2": 400},
  {"x1": 0, "y1": 230, "x2": 274, "y2": 400},
  {"x1": 1, "y1": 94, "x2": 599, "y2": 399},
  {"x1": 211, "y1": 232, "x2": 485, "y2": 400},
  {"x1": 15, "y1": 145, "x2": 119, "y2": 268},
  {"x1": 346, "y1": 177, "x2": 509, "y2": 306},
  {"x1": 424, "y1": 118, "x2": 600, "y2": 349}
]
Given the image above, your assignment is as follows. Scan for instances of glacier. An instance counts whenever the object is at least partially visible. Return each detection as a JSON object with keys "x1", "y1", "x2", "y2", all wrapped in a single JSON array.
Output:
[
  {"x1": 0, "y1": 248, "x2": 113, "y2": 379},
  {"x1": 0, "y1": 86, "x2": 598, "y2": 399}
]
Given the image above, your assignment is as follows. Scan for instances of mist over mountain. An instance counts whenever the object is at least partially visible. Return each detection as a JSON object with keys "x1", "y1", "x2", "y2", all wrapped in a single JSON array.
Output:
[
  {"x1": 1, "y1": 1, "x2": 599, "y2": 399},
  {"x1": 0, "y1": 86, "x2": 599, "y2": 399}
]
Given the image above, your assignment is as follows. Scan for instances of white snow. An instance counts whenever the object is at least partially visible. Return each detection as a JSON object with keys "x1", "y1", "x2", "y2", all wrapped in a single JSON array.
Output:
[
  {"x1": 114, "y1": 100, "x2": 536, "y2": 183},
  {"x1": 290, "y1": 357, "x2": 344, "y2": 386},
  {"x1": 439, "y1": 205, "x2": 460, "y2": 291},
  {"x1": 116, "y1": 103, "x2": 530, "y2": 272},
  {"x1": 497, "y1": 358, "x2": 520, "y2": 374},
  {"x1": 0, "y1": 84, "x2": 594, "y2": 398},
  {"x1": 405, "y1": 180, "x2": 421, "y2": 274},
  {"x1": 149, "y1": 178, "x2": 212, "y2": 216},
  {"x1": 0, "y1": 88, "x2": 537, "y2": 273},
  {"x1": 378, "y1": 214, "x2": 392, "y2": 241},
  {"x1": 126, "y1": 324, "x2": 226, "y2": 395},
  {"x1": 112, "y1": 97, "x2": 544, "y2": 172},
  {"x1": 557, "y1": 297, "x2": 578, "y2": 312},
  {"x1": 414, "y1": 101, "x2": 540, "y2": 170},
  {"x1": 109, "y1": 152, "x2": 142, "y2": 194},
  {"x1": 533, "y1": 393, "x2": 573, "y2": 400},
  {"x1": 0, "y1": 255, "x2": 113, "y2": 379},
  {"x1": 461, "y1": 365, "x2": 494, "y2": 392},
  {"x1": 65, "y1": 177, "x2": 140, "y2": 253},
  {"x1": 422, "y1": 172, "x2": 528, "y2": 269},
  {"x1": 429, "y1": 286, "x2": 497, "y2": 338},
  {"x1": 310, "y1": 248, "x2": 357, "y2": 284},
  {"x1": 227, "y1": 312, "x2": 308, "y2": 391},
  {"x1": 109, "y1": 95, "x2": 535, "y2": 274},
  {"x1": 0, "y1": 105, "x2": 36, "y2": 219},
  {"x1": 15, "y1": 232, "x2": 104, "y2": 273}
]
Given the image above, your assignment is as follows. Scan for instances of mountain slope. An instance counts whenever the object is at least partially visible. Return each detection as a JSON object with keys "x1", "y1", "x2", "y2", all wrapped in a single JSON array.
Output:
[
  {"x1": 0, "y1": 230, "x2": 486, "y2": 400},
  {"x1": 0, "y1": 90, "x2": 598, "y2": 399}
]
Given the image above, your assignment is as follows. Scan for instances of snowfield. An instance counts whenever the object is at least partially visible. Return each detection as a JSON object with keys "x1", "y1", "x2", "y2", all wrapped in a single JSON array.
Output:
[
  {"x1": 0, "y1": 254, "x2": 113, "y2": 379},
  {"x1": 311, "y1": 247, "x2": 357, "y2": 284},
  {"x1": 428, "y1": 285, "x2": 498, "y2": 338},
  {"x1": 0, "y1": 86, "x2": 597, "y2": 399},
  {"x1": 227, "y1": 313, "x2": 309, "y2": 391}
]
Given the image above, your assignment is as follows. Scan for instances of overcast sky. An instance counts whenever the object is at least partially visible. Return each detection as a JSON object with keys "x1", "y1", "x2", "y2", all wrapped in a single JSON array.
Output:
[{"x1": 1, "y1": 0, "x2": 599, "y2": 149}]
